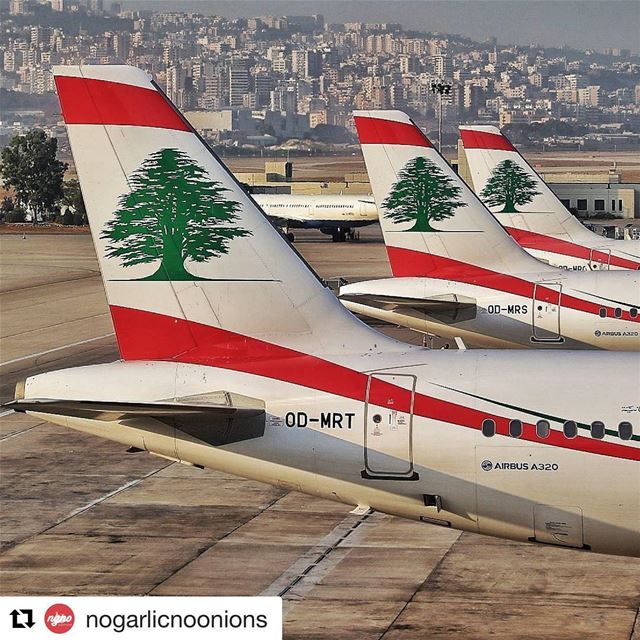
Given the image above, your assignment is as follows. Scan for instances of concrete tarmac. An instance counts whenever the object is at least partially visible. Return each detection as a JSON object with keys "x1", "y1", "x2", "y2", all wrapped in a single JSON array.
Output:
[{"x1": 1, "y1": 230, "x2": 639, "y2": 639}]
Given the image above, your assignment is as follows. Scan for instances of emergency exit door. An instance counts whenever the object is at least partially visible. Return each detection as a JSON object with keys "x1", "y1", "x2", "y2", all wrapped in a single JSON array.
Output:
[
  {"x1": 362, "y1": 373, "x2": 419, "y2": 481},
  {"x1": 531, "y1": 282, "x2": 563, "y2": 342}
]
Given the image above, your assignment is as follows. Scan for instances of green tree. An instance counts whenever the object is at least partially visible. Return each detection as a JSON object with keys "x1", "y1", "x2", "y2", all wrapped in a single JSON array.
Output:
[
  {"x1": 62, "y1": 179, "x2": 87, "y2": 225},
  {"x1": 1, "y1": 196, "x2": 26, "y2": 223},
  {"x1": 480, "y1": 159, "x2": 540, "y2": 213},
  {"x1": 101, "y1": 148, "x2": 250, "y2": 281},
  {"x1": 0, "y1": 129, "x2": 67, "y2": 223},
  {"x1": 381, "y1": 156, "x2": 467, "y2": 232},
  {"x1": 1, "y1": 196, "x2": 15, "y2": 218}
]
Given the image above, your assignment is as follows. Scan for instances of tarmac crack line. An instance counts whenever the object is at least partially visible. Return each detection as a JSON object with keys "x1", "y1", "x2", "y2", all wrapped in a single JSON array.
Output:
[
  {"x1": 0, "y1": 460, "x2": 175, "y2": 554},
  {"x1": 378, "y1": 529, "x2": 464, "y2": 640},
  {"x1": 146, "y1": 491, "x2": 286, "y2": 596},
  {"x1": 629, "y1": 607, "x2": 639, "y2": 640}
]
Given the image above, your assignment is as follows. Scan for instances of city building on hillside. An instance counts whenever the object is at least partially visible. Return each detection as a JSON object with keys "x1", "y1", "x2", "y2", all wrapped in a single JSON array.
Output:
[{"x1": 0, "y1": 6, "x2": 638, "y2": 154}]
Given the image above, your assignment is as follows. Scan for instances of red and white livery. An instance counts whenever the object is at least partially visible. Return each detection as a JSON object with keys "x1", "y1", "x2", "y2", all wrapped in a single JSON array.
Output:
[
  {"x1": 5, "y1": 68, "x2": 639, "y2": 558},
  {"x1": 340, "y1": 111, "x2": 640, "y2": 350},
  {"x1": 460, "y1": 124, "x2": 640, "y2": 271}
]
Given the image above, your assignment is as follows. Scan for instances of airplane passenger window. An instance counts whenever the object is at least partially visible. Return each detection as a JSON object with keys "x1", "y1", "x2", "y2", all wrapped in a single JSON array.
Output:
[
  {"x1": 618, "y1": 421, "x2": 633, "y2": 441},
  {"x1": 590, "y1": 421, "x2": 605, "y2": 440},
  {"x1": 599, "y1": 308, "x2": 607, "y2": 318},
  {"x1": 481, "y1": 419, "x2": 496, "y2": 437},
  {"x1": 563, "y1": 420, "x2": 578, "y2": 439},
  {"x1": 509, "y1": 419, "x2": 523, "y2": 438},
  {"x1": 631, "y1": 308, "x2": 638, "y2": 318},
  {"x1": 614, "y1": 308, "x2": 622, "y2": 319},
  {"x1": 536, "y1": 420, "x2": 550, "y2": 438}
]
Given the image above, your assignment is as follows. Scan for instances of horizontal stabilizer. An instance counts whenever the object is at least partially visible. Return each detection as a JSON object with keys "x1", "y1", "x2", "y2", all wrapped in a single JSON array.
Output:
[
  {"x1": 6, "y1": 394, "x2": 266, "y2": 446},
  {"x1": 340, "y1": 292, "x2": 477, "y2": 324},
  {"x1": 6, "y1": 398, "x2": 264, "y2": 421},
  {"x1": 340, "y1": 292, "x2": 475, "y2": 313}
]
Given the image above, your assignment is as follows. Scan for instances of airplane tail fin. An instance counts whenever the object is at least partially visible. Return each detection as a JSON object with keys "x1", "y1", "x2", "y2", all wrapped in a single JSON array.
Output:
[
  {"x1": 353, "y1": 110, "x2": 536, "y2": 277},
  {"x1": 54, "y1": 65, "x2": 384, "y2": 362},
  {"x1": 459, "y1": 125, "x2": 578, "y2": 225}
]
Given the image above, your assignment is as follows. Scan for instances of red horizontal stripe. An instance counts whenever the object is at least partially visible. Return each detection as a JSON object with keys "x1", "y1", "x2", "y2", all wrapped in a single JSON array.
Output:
[
  {"x1": 506, "y1": 227, "x2": 640, "y2": 271},
  {"x1": 355, "y1": 116, "x2": 432, "y2": 147},
  {"x1": 460, "y1": 128, "x2": 516, "y2": 151},
  {"x1": 108, "y1": 305, "x2": 639, "y2": 462},
  {"x1": 386, "y1": 246, "x2": 639, "y2": 323},
  {"x1": 110, "y1": 305, "x2": 368, "y2": 396},
  {"x1": 110, "y1": 302, "x2": 197, "y2": 360},
  {"x1": 54, "y1": 76, "x2": 190, "y2": 131}
]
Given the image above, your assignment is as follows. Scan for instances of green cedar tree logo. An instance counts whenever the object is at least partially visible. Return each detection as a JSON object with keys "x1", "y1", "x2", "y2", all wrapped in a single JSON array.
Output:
[
  {"x1": 382, "y1": 156, "x2": 467, "y2": 232},
  {"x1": 479, "y1": 159, "x2": 541, "y2": 213},
  {"x1": 101, "y1": 148, "x2": 250, "y2": 280}
]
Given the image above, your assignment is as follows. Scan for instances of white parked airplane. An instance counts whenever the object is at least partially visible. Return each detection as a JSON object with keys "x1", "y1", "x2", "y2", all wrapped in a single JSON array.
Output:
[
  {"x1": 6, "y1": 67, "x2": 639, "y2": 558},
  {"x1": 460, "y1": 125, "x2": 640, "y2": 271},
  {"x1": 253, "y1": 193, "x2": 377, "y2": 242},
  {"x1": 340, "y1": 111, "x2": 640, "y2": 350}
]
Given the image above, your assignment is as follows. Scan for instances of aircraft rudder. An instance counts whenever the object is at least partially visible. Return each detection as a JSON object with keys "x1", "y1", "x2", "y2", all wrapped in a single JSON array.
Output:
[{"x1": 53, "y1": 65, "x2": 384, "y2": 360}]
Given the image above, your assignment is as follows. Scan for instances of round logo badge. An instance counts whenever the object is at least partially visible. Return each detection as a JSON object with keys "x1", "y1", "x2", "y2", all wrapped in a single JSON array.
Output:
[
  {"x1": 481, "y1": 459, "x2": 493, "y2": 471},
  {"x1": 44, "y1": 603, "x2": 74, "y2": 634},
  {"x1": 594, "y1": 330, "x2": 601, "y2": 337}
]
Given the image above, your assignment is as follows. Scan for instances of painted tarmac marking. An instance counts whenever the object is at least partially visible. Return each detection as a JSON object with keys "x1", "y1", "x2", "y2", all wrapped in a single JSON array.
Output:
[
  {"x1": 1, "y1": 333, "x2": 115, "y2": 367},
  {"x1": 0, "y1": 266, "x2": 101, "y2": 294},
  {"x1": 3, "y1": 312, "x2": 111, "y2": 341},
  {"x1": 0, "y1": 460, "x2": 174, "y2": 552},
  {"x1": 148, "y1": 491, "x2": 285, "y2": 596},
  {"x1": 62, "y1": 468, "x2": 172, "y2": 522},
  {"x1": 0, "y1": 422, "x2": 43, "y2": 442}
]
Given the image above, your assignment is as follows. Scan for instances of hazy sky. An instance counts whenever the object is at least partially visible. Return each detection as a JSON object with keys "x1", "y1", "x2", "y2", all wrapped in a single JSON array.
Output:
[{"x1": 123, "y1": 1, "x2": 640, "y2": 52}]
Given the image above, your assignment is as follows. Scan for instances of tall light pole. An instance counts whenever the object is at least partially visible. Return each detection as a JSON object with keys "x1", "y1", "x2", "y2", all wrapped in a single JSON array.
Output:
[{"x1": 430, "y1": 81, "x2": 452, "y2": 152}]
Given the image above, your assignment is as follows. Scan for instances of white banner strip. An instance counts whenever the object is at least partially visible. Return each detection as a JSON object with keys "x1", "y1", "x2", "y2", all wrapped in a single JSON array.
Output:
[{"x1": 1, "y1": 597, "x2": 282, "y2": 639}]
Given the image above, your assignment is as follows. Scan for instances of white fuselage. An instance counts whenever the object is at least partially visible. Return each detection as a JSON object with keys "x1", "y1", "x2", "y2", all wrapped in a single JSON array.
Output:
[
  {"x1": 341, "y1": 268, "x2": 640, "y2": 350},
  {"x1": 23, "y1": 349, "x2": 640, "y2": 558},
  {"x1": 40, "y1": 67, "x2": 639, "y2": 566},
  {"x1": 254, "y1": 194, "x2": 378, "y2": 230},
  {"x1": 495, "y1": 211, "x2": 640, "y2": 272}
]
